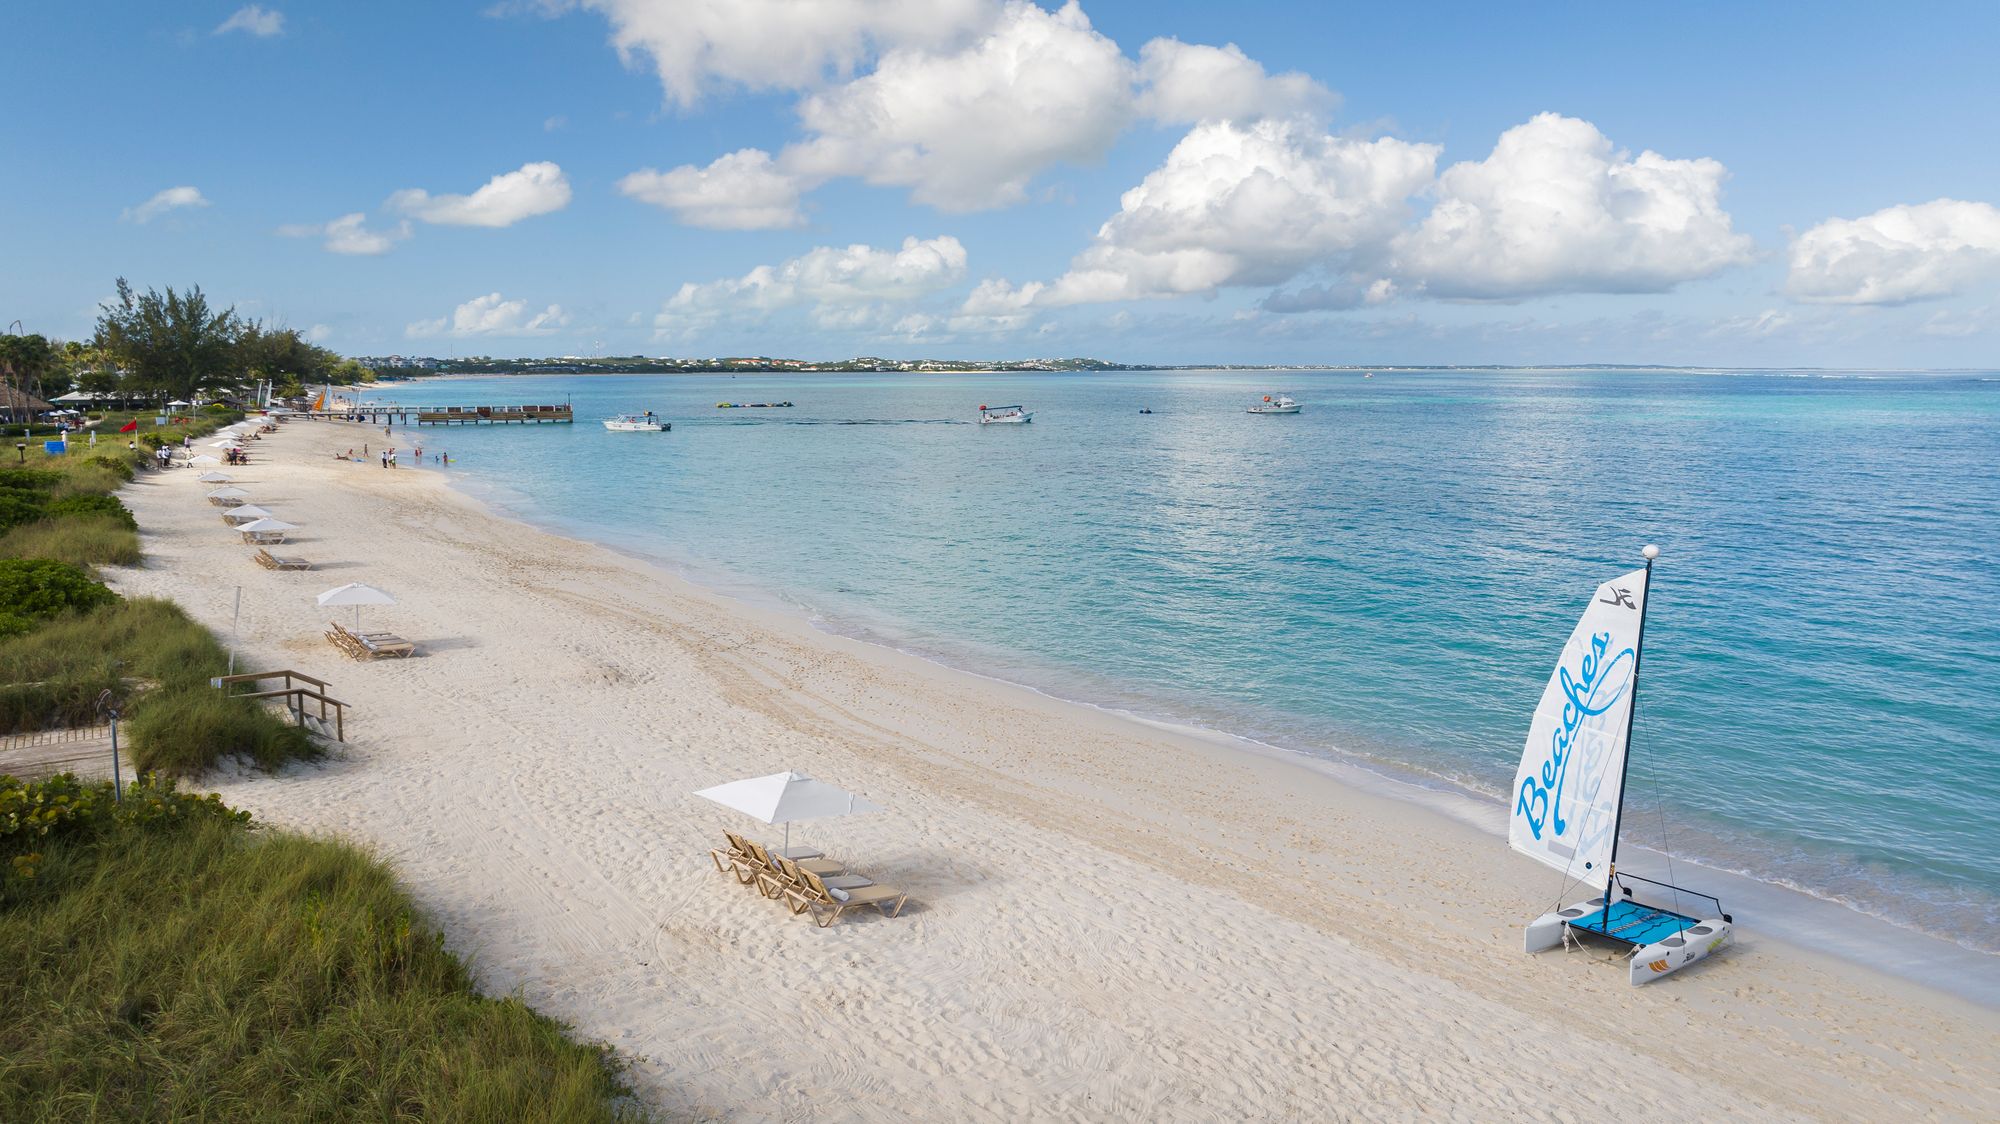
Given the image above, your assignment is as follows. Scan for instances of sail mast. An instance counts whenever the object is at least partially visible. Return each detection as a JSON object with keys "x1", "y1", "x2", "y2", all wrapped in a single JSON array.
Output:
[{"x1": 1600, "y1": 543, "x2": 1659, "y2": 927}]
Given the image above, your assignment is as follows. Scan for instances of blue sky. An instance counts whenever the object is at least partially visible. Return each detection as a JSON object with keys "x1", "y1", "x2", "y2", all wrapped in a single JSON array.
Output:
[{"x1": 5, "y1": 1, "x2": 1999, "y2": 366}]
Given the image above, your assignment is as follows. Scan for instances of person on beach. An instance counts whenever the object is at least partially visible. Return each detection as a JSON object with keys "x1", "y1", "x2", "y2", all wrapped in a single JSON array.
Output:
[
  {"x1": 380, "y1": 450, "x2": 388, "y2": 468},
  {"x1": 389, "y1": 449, "x2": 398, "y2": 468}
]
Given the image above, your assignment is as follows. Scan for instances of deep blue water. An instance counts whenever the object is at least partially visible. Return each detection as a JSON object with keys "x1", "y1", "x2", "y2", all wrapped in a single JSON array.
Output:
[{"x1": 362, "y1": 369, "x2": 2000, "y2": 952}]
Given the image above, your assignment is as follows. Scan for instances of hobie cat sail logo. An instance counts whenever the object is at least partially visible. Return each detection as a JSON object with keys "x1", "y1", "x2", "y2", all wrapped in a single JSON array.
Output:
[{"x1": 1515, "y1": 631, "x2": 1636, "y2": 841}]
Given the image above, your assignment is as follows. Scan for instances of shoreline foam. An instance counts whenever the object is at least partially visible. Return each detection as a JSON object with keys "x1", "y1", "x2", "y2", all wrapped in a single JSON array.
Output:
[{"x1": 107, "y1": 417, "x2": 1999, "y2": 1119}]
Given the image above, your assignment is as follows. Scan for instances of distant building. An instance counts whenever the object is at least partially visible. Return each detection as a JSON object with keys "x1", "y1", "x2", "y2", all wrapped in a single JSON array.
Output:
[{"x1": 0, "y1": 383, "x2": 54, "y2": 417}]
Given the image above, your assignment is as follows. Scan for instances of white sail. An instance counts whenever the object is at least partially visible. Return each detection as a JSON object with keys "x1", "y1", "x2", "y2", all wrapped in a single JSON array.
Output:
[{"x1": 1509, "y1": 567, "x2": 1649, "y2": 889}]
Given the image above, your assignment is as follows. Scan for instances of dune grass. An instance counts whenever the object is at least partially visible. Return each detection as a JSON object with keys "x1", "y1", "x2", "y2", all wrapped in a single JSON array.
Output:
[
  {"x1": 0, "y1": 514, "x2": 141, "y2": 569},
  {"x1": 0, "y1": 597, "x2": 317, "y2": 773},
  {"x1": 0, "y1": 776, "x2": 641, "y2": 1122}
]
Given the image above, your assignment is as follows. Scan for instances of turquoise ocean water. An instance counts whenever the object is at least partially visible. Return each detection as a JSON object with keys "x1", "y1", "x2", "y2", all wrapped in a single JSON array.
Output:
[{"x1": 365, "y1": 369, "x2": 1999, "y2": 956}]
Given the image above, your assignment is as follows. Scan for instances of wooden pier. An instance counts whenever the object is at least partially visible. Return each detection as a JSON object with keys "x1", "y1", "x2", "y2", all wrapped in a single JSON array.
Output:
[{"x1": 309, "y1": 403, "x2": 573, "y2": 426}]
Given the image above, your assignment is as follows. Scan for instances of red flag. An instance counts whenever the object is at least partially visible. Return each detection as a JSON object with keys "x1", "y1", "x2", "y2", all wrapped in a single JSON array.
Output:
[{"x1": 118, "y1": 419, "x2": 139, "y2": 433}]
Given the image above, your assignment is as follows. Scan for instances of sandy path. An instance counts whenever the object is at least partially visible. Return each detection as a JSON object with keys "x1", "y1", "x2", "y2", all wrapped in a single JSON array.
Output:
[{"x1": 107, "y1": 420, "x2": 1996, "y2": 1122}]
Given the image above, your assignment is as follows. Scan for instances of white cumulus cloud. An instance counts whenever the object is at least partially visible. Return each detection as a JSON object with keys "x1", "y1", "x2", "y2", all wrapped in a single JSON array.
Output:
[
  {"x1": 1391, "y1": 113, "x2": 1753, "y2": 300},
  {"x1": 781, "y1": 1, "x2": 1134, "y2": 212},
  {"x1": 559, "y1": 0, "x2": 994, "y2": 107},
  {"x1": 215, "y1": 5, "x2": 284, "y2": 37},
  {"x1": 277, "y1": 213, "x2": 411, "y2": 255},
  {"x1": 655, "y1": 235, "x2": 967, "y2": 333},
  {"x1": 123, "y1": 186, "x2": 210, "y2": 223},
  {"x1": 978, "y1": 118, "x2": 1436, "y2": 309},
  {"x1": 618, "y1": 149, "x2": 807, "y2": 230},
  {"x1": 1785, "y1": 199, "x2": 2000, "y2": 305},
  {"x1": 407, "y1": 293, "x2": 571, "y2": 338},
  {"x1": 1135, "y1": 38, "x2": 1332, "y2": 125},
  {"x1": 389, "y1": 161, "x2": 572, "y2": 228}
]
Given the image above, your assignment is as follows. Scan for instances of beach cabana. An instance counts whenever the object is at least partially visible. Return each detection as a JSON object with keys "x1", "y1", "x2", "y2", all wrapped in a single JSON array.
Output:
[
  {"x1": 206, "y1": 486, "x2": 249, "y2": 507},
  {"x1": 188, "y1": 454, "x2": 222, "y2": 467},
  {"x1": 197, "y1": 471, "x2": 234, "y2": 484},
  {"x1": 222, "y1": 504, "x2": 273, "y2": 525}
]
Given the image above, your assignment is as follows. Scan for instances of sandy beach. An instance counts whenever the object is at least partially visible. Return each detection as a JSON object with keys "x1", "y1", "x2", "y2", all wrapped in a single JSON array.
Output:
[{"x1": 106, "y1": 418, "x2": 1996, "y2": 1122}]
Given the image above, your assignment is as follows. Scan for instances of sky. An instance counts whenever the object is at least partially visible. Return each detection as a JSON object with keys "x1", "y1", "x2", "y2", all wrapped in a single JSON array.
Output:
[{"x1": 5, "y1": 1, "x2": 2000, "y2": 367}]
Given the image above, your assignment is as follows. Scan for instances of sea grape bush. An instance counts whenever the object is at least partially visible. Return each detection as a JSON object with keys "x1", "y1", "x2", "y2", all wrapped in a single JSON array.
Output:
[
  {"x1": 0, "y1": 558, "x2": 116, "y2": 638},
  {"x1": 0, "y1": 773, "x2": 248, "y2": 888}
]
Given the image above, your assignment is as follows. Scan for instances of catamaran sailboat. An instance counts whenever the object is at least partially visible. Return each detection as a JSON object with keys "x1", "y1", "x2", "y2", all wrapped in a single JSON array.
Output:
[
  {"x1": 1247, "y1": 394, "x2": 1300, "y2": 414},
  {"x1": 978, "y1": 404, "x2": 1032, "y2": 424},
  {"x1": 603, "y1": 411, "x2": 670, "y2": 431},
  {"x1": 1510, "y1": 545, "x2": 1732, "y2": 985}
]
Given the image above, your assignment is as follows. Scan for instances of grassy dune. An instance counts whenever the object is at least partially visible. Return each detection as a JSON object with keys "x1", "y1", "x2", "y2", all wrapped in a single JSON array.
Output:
[{"x1": 0, "y1": 777, "x2": 640, "y2": 1122}]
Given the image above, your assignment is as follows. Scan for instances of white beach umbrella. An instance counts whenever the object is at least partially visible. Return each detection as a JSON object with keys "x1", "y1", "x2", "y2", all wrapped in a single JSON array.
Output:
[
  {"x1": 222, "y1": 504, "x2": 272, "y2": 524},
  {"x1": 166, "y1": 399, "x2": 191, "y2": 407},
  {"x1": 694, "y1": 771, "x2": 883, "y2": 858},
  {"x1": 316, "y1": 582, "x2": 396, "y2": 630},
  {"x1": 208, "y1": 439, "x2": 241, "y2": 448},
  {"x1": 188, "y1": 454, "x2": 222, "y2": 466},
  {"x1": 206, "y1": 486, "x2": 248, "y2": 501},
  {"x1": 236, "y1": 517, "x2": 296, "y2": 541},
  {"x1": 197, "y1": 471, "x2": 234, "y2": 483}
]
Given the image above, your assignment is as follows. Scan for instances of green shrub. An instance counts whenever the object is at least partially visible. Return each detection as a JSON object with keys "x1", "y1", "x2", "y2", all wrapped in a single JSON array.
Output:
[
  {"x1": 0, "y1": 494, "x2": 46, "y2": 537},
  {"x1": 0, "y1": 780, "x2": 639, "y2": 1120},
  {"x1": 0, "y1": 513, "x2": 141, "y2": 568},
  {"x1": 44, "y1": 492, "x2": 135, "y2": 530},
  {"x1": 0, "y1": 559, "x2": 115, "y2": 632},
  {"x1": 0, "y1": 469, "x2": 60, "y2": 491},
  {"x1": 88, "y1": 454, "x2": 136, "y2": 482}
]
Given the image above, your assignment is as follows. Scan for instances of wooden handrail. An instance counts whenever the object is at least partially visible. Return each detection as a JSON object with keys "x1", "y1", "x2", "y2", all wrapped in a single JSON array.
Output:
[
  {"x1": 209, "y1": 670, "x2": 345, "y2": 740},
  {"x1": 211, "y1": 669, "x2": 332, "y2": 692}
]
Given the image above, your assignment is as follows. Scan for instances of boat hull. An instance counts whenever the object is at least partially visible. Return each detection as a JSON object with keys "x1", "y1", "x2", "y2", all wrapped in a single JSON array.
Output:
[
  {"x1": 1524, "y1": 895, "x2": 1732, "y2": 985},
  {"x1": 603, "y1": 420, "x2": 670, "y2": 431},
  {"x1": 979, "y1": 414, "x2": 1032, "y2": 424},
  {"x1": 1247, "y1": 405, "x2": 1301, "y2": 414}
]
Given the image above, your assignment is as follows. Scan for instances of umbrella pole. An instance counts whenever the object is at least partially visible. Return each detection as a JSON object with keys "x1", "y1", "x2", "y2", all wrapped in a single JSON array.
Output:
[{"x1": 783, "y1": 821, "x2": 790, "y2": 859}]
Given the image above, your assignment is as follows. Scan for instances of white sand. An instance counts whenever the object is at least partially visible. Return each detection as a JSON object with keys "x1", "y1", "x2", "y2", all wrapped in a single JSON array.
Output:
[{"x1": 109, "y1": 420, "x2": 1997, "y2": 1121}]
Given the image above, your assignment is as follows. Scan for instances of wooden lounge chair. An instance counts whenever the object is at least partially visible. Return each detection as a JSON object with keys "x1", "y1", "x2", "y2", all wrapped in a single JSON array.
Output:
[
  {"x1": 789, "y1": 868, "x2": 909, "y2": 927},
  {"x1": 242, "y1": 529, "x2": 290, "y2": 545},
  {"x1": 767, "y1": 855, "x2": 874, "y2": 914},
  {"x1": 254, "y1": 548, "x2": 311, "y2": 571},
  {"x1": 743, "y1": 841, "x2": 842, "y2": 899},
  {"x1": 325, "y1": 620, "x2": 416, "y2": 659},
  {"x1": 710, "y1": 832, "x2": 764, "y2": 884}
]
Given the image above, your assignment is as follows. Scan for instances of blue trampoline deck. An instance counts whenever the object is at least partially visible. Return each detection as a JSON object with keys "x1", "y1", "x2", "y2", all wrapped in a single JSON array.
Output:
[{"x1": 1564, "y1": 899, "x2": 1699, "y2": 947}]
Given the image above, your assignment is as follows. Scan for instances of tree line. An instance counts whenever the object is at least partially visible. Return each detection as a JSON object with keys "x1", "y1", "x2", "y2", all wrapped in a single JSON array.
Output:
[{"x1": 1, "y1": 278, "x2": 375, "y2": 410}]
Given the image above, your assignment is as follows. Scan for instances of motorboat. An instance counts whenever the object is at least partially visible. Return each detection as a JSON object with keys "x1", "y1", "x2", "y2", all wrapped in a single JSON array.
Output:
[
  {"x1": 1247, "y1": 394, "x2": 1301, "y2": 414},
  {"x1": 978, "y1": 404, "x2": 1032, "y2": 424},
  {"x1": 603, "y1": 412, "x2": 671, "y2": 431}
]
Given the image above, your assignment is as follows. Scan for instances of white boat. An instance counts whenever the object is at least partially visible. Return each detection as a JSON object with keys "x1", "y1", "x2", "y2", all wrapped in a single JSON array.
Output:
[
  {"x1": 978, "y1": 404, "x2": 1032, "y2": 424},
  {"x1": 1247, "y1": 394, "x2": 1300, "y2": 414},
  {"x1": 1510, "y1": 545, "x2": 1733, "y2": 985},
  {"x1": 603, "y1": 412, "x2": 670, "y2": 431}
]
